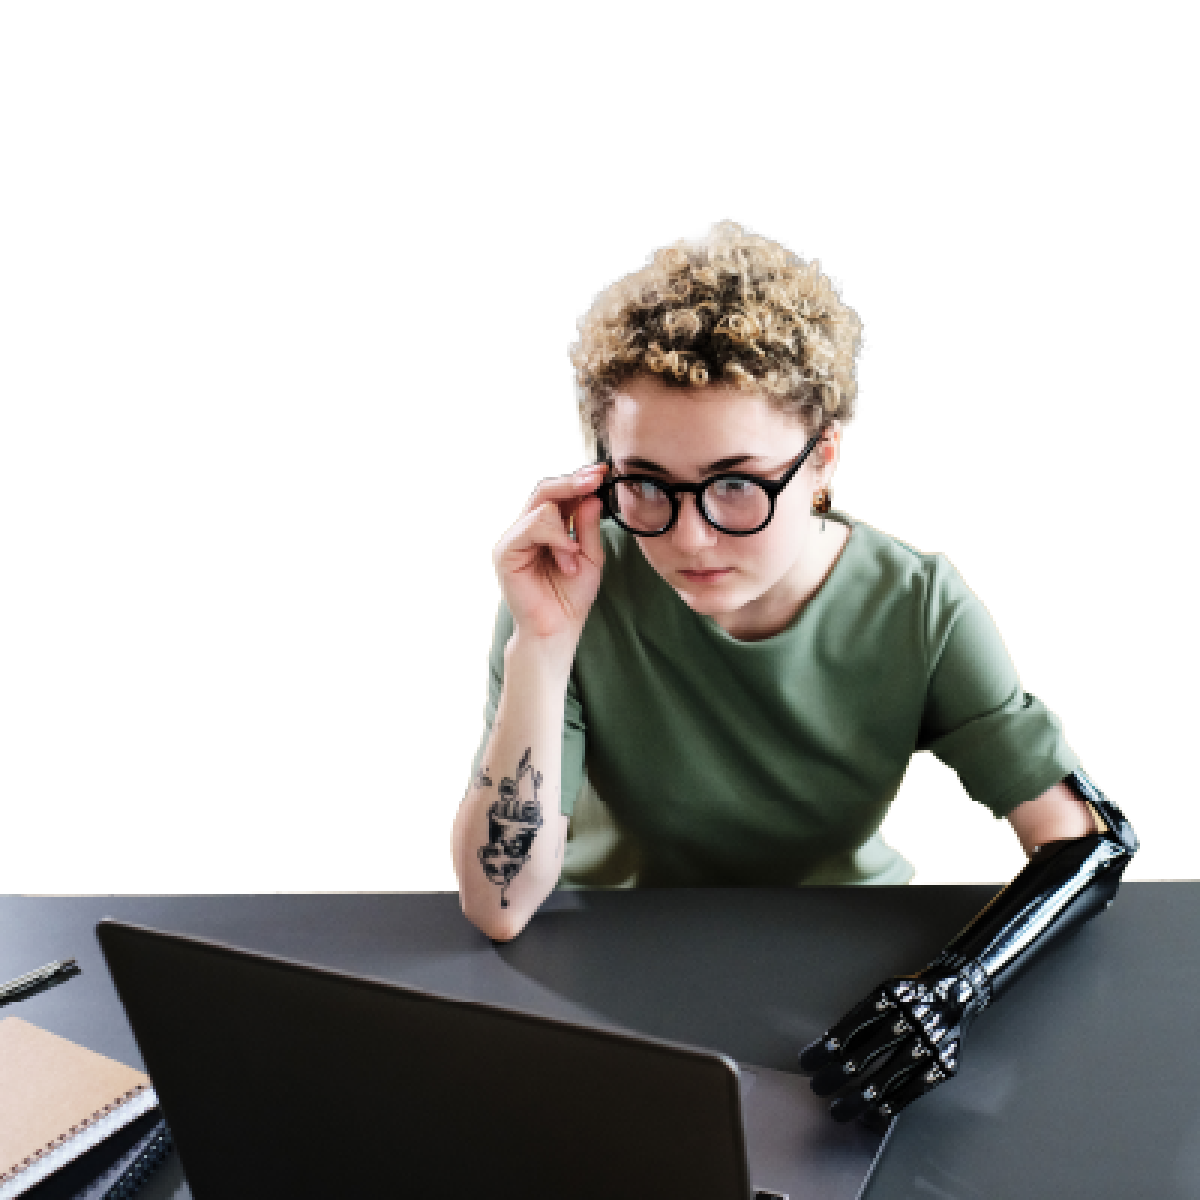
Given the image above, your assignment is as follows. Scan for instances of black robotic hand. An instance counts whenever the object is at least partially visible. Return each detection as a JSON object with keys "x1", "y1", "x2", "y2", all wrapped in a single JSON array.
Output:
[
  {"x1": 798, "y1": 956, "x2": 982, "y2": 1123},
  {"x1": 798, "y1": 770, "x2": 1138, "y2": 1126}
]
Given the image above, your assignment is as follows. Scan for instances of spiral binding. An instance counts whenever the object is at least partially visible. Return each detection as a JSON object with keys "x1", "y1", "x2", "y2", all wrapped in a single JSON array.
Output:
[
  {"x1": 0, "y1": 1085, "x2": 149, "y2": 1184},
  {"x1": 102, "y1": 1120, "x2": 173, "y2": 1200}
]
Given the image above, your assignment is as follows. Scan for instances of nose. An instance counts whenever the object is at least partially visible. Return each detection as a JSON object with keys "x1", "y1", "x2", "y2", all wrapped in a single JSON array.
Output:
[{"x1": 670, "y1": 490, "x2": 718, "y2": 552}]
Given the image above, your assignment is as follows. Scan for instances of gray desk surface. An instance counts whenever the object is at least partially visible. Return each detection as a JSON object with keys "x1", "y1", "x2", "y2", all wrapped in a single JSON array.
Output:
[{"x1": 3, "y1": 884, "x2": 1198, "y2": 1199}]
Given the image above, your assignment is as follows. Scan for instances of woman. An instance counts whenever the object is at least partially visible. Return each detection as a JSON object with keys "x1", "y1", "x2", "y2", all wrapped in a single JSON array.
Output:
[{"x1": 451, "y1": 222, "x2": 1136, "y2": 1123}]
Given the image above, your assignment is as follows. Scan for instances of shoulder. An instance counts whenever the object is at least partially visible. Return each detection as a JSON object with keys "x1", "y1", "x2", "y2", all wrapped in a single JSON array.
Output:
[{"x1": 830, "y1": 516, "x2": 969, "y2": 614}]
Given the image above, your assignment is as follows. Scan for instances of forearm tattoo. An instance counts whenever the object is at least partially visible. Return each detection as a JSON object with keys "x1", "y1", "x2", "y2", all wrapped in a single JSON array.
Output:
[{"x1": 476, "y1": 747, "x2": 544, "y2": 908}]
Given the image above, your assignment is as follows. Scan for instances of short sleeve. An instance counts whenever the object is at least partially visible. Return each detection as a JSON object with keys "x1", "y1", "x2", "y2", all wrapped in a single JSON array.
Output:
[
  {"x1": 468, "y1": 600, "x2": 588, "y2": 817},
  {"x1": 916, "y1": 557, "x2": 1081, "y2": 819}
]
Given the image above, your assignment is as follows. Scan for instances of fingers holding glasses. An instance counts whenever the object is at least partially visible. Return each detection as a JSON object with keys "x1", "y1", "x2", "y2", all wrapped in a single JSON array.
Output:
[{"x1": 493, "y1": 465, "x2": 609, "y2": 636}]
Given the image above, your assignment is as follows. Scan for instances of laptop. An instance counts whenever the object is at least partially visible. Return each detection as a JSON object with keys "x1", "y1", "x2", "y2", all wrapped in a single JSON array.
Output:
[{"x1": 96, "y1": 920, "x2": 892, "y2": 1200}]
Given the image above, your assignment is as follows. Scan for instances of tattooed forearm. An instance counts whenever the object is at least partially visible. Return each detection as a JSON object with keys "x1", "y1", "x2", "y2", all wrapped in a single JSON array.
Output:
[
  {"x1": 474, "y1": 764, "x2": 493, "y2": 789},
  {"x1": 476, "y1": 747, "x2": 544, "y2": 909}
]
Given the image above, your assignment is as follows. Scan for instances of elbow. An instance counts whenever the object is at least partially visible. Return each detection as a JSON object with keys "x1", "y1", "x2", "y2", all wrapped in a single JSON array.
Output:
[
  {"x1": 478, "y1": 912, "x2": 531, "y2": 943},
  {"x1": 460, "y1": 907, "x2": 528, "y2": 945}
]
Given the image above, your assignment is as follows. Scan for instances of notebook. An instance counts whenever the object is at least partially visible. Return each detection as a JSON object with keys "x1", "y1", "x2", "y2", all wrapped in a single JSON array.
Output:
[
  {"x1": 97, "y1": 919, "x2": 891, "y2": 1200},
  {"x1": 0, "y1": 1018, "x2": 159, "y2": 1199}
]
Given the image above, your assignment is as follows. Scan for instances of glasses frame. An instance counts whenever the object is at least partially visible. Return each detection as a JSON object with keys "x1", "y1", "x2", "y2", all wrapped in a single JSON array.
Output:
[{"x1": 595, "y1": 430, "x2": 825, "y2": 537}]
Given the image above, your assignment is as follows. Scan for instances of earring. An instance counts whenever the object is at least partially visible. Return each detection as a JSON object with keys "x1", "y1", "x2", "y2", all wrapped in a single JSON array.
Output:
[{"x1": 812, "y1": 487, "x2": 832, "y2": 532}]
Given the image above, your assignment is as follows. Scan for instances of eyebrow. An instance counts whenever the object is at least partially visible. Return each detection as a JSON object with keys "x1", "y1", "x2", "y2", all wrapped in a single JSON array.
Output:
[{"x1": 618, "y1": 454, "x2": 765, "y2": 477}]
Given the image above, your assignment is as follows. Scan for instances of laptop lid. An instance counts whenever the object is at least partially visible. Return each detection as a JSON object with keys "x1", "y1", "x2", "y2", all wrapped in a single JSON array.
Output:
[{"x1": 98, "y1": 919, "x2": 757, "y2": 1200}]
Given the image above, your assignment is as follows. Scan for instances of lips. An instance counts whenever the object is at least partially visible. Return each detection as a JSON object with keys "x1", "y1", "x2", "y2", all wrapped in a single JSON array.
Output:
[{"x1": 679, "y1": 568, "x2": 732, "y2": 583}]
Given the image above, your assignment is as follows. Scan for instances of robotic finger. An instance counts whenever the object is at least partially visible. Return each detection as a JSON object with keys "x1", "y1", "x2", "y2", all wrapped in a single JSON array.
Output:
[
  {"x1": 807, "y1": 1005, "x2": 913, "y2": 1097},
  {"x1": 798, "y1": 990, "x2": 894, "y2": 1075},
  {"x1": 832, "y1": 1045, "x2": 951, "y2": 1124}
]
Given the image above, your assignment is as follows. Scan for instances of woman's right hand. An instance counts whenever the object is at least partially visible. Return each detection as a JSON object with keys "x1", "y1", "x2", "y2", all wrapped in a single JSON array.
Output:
[{"x1": 493, "y1": 463, "x2": 609, "y2": 652}]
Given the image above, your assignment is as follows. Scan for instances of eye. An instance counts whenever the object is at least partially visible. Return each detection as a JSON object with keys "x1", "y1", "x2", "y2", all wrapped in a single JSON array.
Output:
[
  {"x1": 710, "y1": 478, "x2": 753, "y2": 499},
  {"x1": 627, "y1": 479, "x2": 667, "y2": 502}
]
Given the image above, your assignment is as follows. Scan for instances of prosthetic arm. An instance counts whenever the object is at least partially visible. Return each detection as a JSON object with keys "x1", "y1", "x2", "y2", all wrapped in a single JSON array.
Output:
[{"x1": 797, "y1": 769, "x2": 1138, "y2": 1125}]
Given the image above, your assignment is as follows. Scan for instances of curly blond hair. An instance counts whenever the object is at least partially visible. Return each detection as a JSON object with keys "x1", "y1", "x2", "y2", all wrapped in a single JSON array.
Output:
[{"x1": 570, "y1": 221, "x2": 863, "y2": 454}]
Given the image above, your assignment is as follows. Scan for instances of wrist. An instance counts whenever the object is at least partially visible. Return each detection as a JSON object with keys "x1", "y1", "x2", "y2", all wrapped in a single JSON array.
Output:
[{"x1": 503, "y1": 626, "x2": 577, "y2": 693}]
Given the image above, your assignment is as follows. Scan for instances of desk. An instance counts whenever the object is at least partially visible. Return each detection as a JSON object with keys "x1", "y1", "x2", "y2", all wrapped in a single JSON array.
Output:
[{"x1": 3, "y1": 884, "x2": 1198, "y2": 1199}]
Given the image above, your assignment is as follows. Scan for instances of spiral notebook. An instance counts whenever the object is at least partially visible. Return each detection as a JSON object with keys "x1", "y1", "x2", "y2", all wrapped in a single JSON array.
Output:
[{"x1": 0, "y1": 1017, "x2": 159, "y2": 1199}]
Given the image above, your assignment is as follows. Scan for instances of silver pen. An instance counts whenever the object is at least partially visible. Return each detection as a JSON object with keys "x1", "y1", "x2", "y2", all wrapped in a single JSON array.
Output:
[{"x1": 0, "y1": 958, "x2": 79, "y2": 1002}]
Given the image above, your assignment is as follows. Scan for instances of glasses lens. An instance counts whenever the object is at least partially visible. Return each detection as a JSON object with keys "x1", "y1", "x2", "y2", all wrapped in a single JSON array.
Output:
[
  {"x1": 612, "y1": 478, "x2": 674, "y2": 533},
  {"x1": 701, "y1": 478, "x2": 771, "y2": 532},
  {"x1": 609, "y1": 476, "x2": 773, "y2": 534}
]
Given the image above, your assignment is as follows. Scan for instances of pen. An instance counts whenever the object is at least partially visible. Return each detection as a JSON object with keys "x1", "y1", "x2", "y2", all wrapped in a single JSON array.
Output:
[{"x1": 0, "y1": 958, "x2": 79, "y2": 1002}]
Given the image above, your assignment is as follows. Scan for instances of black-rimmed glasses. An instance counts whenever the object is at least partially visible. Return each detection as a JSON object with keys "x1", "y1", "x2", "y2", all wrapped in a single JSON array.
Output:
[{"x1": 595, "y1": 430, "x2": 824, "y2": 537}]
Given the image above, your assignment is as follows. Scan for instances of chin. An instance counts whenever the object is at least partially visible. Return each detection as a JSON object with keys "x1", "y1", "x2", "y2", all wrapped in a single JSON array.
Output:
[{"x1": 673, "y1": 583, "x2": 742, "y2": 616}]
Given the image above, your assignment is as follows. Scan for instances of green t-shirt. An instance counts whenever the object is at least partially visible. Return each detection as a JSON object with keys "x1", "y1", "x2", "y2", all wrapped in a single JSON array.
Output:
[{"x1": 472, "y1": 512, "x2": 1080, "y2": 888}]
